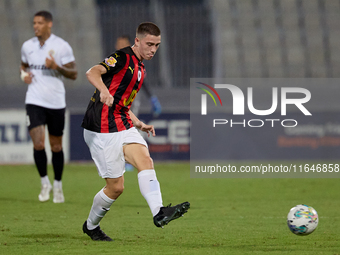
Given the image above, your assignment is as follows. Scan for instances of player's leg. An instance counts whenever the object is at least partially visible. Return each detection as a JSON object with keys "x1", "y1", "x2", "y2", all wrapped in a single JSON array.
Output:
[
  {"x1": 26, "y1": 104, "x2": 51, "y2": 202},
  {"x1": 86, "y1": 176, "x2": 123, "y2": 229},
  {"x1": 123, "y1": 129, "x2": 190, "y2": 228},
  {"x1": 82, "y1": 176, "x2": 123, "y2": 241},
  {"x1": 125, "y1": 96, "x2": 141, "y2": 172},
  {"x1": 47, "y1": 108, "x2": 65, "y2": 203},
  {"x1": 82, "y1": 129, "x2": 125, "y2": 241},
  {"x1": 124, "y1": 143, "x2": 163, "y2": 215},
  {"x1": 30, "y1": 125, "x2": 47, "y2": 170},
  {"x1": 88, "y1": 176, "x2": 125, "y2": 229},
  {"x1": 49, "y1": 134, "x2": 64, "y2": 203}
]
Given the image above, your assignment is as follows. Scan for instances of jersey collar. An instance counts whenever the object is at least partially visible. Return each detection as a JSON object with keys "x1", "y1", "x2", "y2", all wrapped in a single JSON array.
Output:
[
  {"x1": 129, "y1": 46, "x2": 144, "y2": 64},
  {"x1": 38, "y1": 33, "x2": 55, "y2": 48}
]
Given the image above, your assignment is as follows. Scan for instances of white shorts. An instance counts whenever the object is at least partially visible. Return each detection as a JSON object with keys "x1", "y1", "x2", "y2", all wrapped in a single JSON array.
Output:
[{"x1": 83, "y1": 127, "x2": 148, "y2": 178}]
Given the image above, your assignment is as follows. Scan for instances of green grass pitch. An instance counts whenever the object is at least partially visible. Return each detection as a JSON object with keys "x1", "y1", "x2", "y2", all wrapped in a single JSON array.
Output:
[{"x1": 0, "y1": 162, "x2": 339, "y2": 254}]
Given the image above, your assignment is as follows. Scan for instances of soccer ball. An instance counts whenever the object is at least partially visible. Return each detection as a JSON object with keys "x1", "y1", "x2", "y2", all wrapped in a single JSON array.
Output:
[{"x1": 287, "y1": 204, "x2": 318, "y2": 235}]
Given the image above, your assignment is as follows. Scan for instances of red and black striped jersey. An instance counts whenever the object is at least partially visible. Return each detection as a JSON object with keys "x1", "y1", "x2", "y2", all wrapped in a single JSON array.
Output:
[{"x1": 81, "y1": 47, "x2": 145, "y2": 133}]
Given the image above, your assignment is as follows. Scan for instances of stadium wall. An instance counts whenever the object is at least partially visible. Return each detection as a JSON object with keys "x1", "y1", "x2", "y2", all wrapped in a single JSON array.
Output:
[
  {"x1": 2, "y1": 109, "x2": 339, "y2": 163},
  {"x1": 0, "y1": 111, "x2": 189, "y2": 163}
]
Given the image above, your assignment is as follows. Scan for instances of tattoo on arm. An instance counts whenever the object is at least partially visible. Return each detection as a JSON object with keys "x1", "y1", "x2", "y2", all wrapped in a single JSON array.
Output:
[
  {"x1": 21, "y1": 62, "x2": 29, "y2": 69},
  {"x1": 56, "y1": 61, "x2": 78, "y2": 80}
]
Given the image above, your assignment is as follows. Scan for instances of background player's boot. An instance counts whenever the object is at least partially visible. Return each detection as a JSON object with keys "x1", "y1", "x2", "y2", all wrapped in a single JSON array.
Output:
[
  {"x1": 153, "y1": 202, "x2": 190, "y2": 228},
  {"x1": 82, "y1": 221, "x2": 113, "y2": 241},
  {"x1": 38, "y1": 184, "x2": 52, "y2": 202},
  {"x1": 53, "y1": 187, "x2": 65, "y2": 203}
]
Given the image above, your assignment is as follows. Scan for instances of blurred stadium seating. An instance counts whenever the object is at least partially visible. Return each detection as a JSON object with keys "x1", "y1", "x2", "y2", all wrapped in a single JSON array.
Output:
[
  {"x1": 1, "y1": 0, "x2": 339, "y2": 113},
  {"x1": 0, "y1": 0, "x2": 339, "y2": 163}
]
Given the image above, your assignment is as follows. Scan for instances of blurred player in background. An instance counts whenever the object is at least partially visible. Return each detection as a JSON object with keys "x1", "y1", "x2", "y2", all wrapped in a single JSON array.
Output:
[
  {"x1": 81, "y1": 22, "x2": 189, "y2": 241},
  {"x1": 115, "y1": 35, "x2": 162, "y2": 171},
  {"x1": 20, "y1": 11, "x2": 77, "y2": 203}
]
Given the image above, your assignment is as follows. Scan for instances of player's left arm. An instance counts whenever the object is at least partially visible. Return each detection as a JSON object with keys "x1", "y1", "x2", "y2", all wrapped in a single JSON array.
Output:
[
  {"x1": 45, "y1": 54, "x2": 78, "y2": 80},
  {"x1": 128, "y1": 110, "x2": 155, "y2": 137}
]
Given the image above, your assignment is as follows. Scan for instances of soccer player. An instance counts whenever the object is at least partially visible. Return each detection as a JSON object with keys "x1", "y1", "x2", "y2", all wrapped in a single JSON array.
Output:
[
  {"x1": 81, "y1": 22, "x2": 190, "y2": 241},
  {"x1": 115, "y1": 35, "x2": 162, "y2": 172},
  {"x1": 20, "y1": 11, "x2": 77, "y2": 203}
]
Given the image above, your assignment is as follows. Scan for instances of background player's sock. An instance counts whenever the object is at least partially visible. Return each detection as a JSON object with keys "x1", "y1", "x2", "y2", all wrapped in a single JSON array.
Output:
[
  {"x1": 87, "y1": 188, "x2": 115, "y2": 230},
  {"x1": 41, "y1": 175, "x2": 51, "y2": 186},
  {"x1": 52, "y1": 150, "x2": 64, "y2": 181},
  {"x1": 34, "y1": 148, "x2": 47, "y2": 177},
  {"x1": 53, "y1": 179, "x2": 62, "y2": 189},
  {"x1": 138, "y1": 169, "x2": 163, "y2": 216}
]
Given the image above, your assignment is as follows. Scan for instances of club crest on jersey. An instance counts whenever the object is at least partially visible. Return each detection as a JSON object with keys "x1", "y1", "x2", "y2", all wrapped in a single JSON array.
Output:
[
  {"x1": 138, "y1": 70, "x2": 142, "y2": 81},
  {"x1": 48, "y1": 50, "x2": 55, "y2": 56},
  {"x1": 105, "y1": 56, "x2": 117, "y2": 67}
]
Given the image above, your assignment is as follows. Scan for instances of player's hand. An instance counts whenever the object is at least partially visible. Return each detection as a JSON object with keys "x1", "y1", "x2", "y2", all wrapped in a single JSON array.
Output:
[
  {"x1": 24, "y1": 72, "x2": 34, "y2": 84},
  {"x1": 45, "y1": 54, "x2": 58, "y2": 70},
  {"x1": 135, "y1": 121, "x2": 156, "y2": 137},
  {"x1": 21, "y1": 70, "x2": 33, "y2": 84},
  {"x1": 100, "y1": 91, "x2": 114, "y2": 107}
]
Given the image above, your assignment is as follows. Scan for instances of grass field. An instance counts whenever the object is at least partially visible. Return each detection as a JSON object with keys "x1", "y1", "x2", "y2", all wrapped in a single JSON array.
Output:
[{"x1": 0, "y1": 162, "x2": 339, "y2": 255}]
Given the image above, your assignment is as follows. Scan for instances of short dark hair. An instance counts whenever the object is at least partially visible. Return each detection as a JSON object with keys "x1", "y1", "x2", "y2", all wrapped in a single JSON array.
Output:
[
  {"x1": 34, "y1": 11, "x2": 53, "y2": 22},
  {"x1": 136, "y1": 22, "x2": 161, "y2": 38}
]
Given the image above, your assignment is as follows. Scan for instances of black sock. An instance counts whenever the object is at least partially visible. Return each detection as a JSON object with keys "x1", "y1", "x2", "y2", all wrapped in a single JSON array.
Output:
[
  {"x1": 52, "y1": 150, "x2": 64, "y2": 181},
  {"x1": 34, "y1": 149, "x2": 47, "y2": 177}
]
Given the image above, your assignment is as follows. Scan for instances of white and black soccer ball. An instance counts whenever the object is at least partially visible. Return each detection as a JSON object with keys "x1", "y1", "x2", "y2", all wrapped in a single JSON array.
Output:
[{"x1": 287, "y1": 204, "x2": 318, "y2": 235}]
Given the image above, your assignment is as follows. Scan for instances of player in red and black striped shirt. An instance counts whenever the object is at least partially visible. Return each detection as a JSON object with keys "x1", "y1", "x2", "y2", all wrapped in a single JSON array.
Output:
[
  {"x1": 82, "y1": 46, "x2": 145, "y2": 133},
  {"x1": 82, "y1": 22, "x2": 190, "y2": 241}
]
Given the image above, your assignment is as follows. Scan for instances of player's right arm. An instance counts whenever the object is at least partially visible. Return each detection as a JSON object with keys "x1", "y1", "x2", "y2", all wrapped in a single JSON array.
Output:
[
  {"x1": 86, "y1": 65, "x2": 113, "y2": 107},
  {"x1": 20, "y1": 61, "x2": 33, "y2": 84}
]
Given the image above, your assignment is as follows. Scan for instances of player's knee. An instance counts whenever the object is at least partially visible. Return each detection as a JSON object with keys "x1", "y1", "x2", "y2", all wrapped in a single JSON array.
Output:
[
  {"x1": 33, "y1": 142, "x2": 45, "y2": 151},
  {"x1": 51, "y1": 144, "x2": 62, "y2": 152},
  {"x1": 115, "y1": 185, "x2": 124, "y2": 195},
  {"x1": 107, "y1": 184, "x2": 124, "y2": 197}
]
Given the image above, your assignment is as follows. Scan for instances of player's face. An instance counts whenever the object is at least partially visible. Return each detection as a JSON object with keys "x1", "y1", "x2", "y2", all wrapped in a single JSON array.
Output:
[
  {"x1": 136, "y1": 34, "x2": 161, "y2": 61},
  {"x1": 33, "y1": 16, "x2": 52, "y2": 38}
]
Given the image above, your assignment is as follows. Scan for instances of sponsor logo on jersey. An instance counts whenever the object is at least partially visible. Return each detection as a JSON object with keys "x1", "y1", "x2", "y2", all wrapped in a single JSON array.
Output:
[
  {"x1": 123, "y1": 90, "x2": 137, "y2": 106},
  {"x1": 29, "y1": 64, "x2": 49, "y2": 70},
  {"x1": 104, "y1": 56, "x2": 117, "y2": 68}
]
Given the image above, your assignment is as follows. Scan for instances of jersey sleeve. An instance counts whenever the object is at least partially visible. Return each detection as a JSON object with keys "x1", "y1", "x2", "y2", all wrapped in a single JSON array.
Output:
[
  {"x1": 60, "y1": 42, "x2": 76, "y2": 65},
  {"x1": 21, "y1": 43, "x2": 27, "y2": 63},
  {"x1": 99, "y1": 51, "x2": 126, "y2": 74}
]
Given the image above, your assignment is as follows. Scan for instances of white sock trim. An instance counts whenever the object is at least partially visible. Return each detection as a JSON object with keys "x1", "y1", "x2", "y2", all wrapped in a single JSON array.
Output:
[
  {"x1": 53, "y1": 180, "x2": 62, "y2": 189},
  {"x1": 87, "y1": 221, "x2": 99, "y2": 230},
  {"x1": 99, "y1": 188, "x2": 115, "y2": 203},
  {"x1": 138, "y1": 169, "x2": 156, "y2": 178},
  {"x1": 41, "y1": 176, "x2": 51, "y2": 186}
]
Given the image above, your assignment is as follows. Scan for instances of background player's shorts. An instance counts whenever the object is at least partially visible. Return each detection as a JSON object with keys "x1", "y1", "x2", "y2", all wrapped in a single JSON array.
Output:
[
  {"x1": 83, "y1": 127, "x2": 148, "y2": 178},
  {"x1": 26, "y1": 104, "x2": 65, "y2": 136}
]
